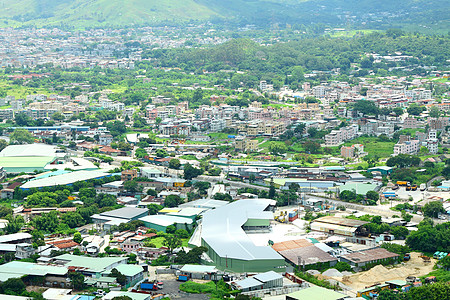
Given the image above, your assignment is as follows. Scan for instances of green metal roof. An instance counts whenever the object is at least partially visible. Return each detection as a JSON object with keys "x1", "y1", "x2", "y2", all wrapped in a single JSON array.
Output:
[
  {"x1": 286, "y1": 286, "x2": 347, "y2": 300},
  {"x1": 0, "y1": 261, "x2": 68, "y2": 280},
  {"x1": 54, "y1": 254, "x2": 127, "y2": 273},
  {"x1": 0, "y1": 156, "x2": 55, "y2": 168}
]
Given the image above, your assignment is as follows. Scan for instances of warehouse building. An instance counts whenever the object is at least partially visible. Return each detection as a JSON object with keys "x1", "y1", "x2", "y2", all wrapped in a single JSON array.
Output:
[
  {"x1": 0, "y1": 261, "x2": 69, "y2": 285},
  {"x1": 311, "y1": 216, "x2": 369, "y2": 237},
  {"x1": 52, "y1": 254, "x2": 128, "y2": 277},
  {"x1": 139, "y1": 215, "x2": 193, "y2": 232},
  {"x1": 231, "y1": 271, "x2": 283, "y2": 292},
  {"x1": 91, "y1": 207, "x2": 149, "y2": 231},
  {"x1": 0, "y1": 144, "x2": 65, "y2": 173},
  {"x1": 192, "y1": 199, "x2": 286, "y2": 273},
  {"x1": 272, "y1": 239, "x2": 338, "y2": 270},
  {"x1": 340, "y1": 248, "x2": 400, "y2": 267},
  {"x1": 20, "y1": 170, "x2": 113, "y2": 190}
]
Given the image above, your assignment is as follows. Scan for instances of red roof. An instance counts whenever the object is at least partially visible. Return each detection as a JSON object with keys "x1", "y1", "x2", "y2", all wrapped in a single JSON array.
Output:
[{"x1": 49, "y1": 239, "x2": 79, "y2": 249}]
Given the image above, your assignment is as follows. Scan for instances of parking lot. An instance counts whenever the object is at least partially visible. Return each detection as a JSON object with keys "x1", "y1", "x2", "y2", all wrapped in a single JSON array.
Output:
[{"x1": 153, "y1": 273, "x2": 209, "y2": 300}]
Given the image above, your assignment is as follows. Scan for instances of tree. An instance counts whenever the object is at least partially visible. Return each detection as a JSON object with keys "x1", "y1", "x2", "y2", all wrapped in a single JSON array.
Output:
[
  {"x1": 14, "y1": 113, "x2": 31, "y2": 126},
  {"x1": 73, "y1": 232, "x2": 82, "y2": 244},
  {"x1": 268, "y1": 142, "x2": 287, "y2": 155},
  {"x1": 423, "y1": 201, "x2": 445, "y2": 218},
  {"x1": 169, "y1": 158, "x2": 181, "y2": 169},
  {"x1": 0, "y1": 278, "x2": 26, "y2": 295},
  {"x1": 0, "y1": 206, "x2": 13, "y2": 218},
  {"x1": 110, "y1": 268, "x2": 127, "y2": 286},
  {"x1": 249, "y1": 174, "x2": 256, "y2": 183},
  {"x1": 51, "y1": 112, "x2": 65, "y2": 121},
  {"x1": 163, "y1": 234, "x2": 182, "y2": 253},
  {"x1": 0, "y1": 139, "x2": 7, "y2": 152},
  {"x1": 407, "y1": 103, "x2": 425, "y2": 116},
  {"x1": 155, "y1": 149, "x2": 168, "y2": 158},
  {"x1": 390, "y1": 226, "x2": 409, "y2": 239},
  {"x1": 303, "y1": 141, "x2": 321, "y2": 154},
  {"x1": 10, "y1": 128, "x2": 34, "y2": 144},
  {"x1": 307, "y1": 127, "x2": 318, "y2": 138},
  {"x1": 166, "y1": 225, "x2": 176, "y2": 234},
  {"x1": 147, "y1": 204, "x2": 162, "y2": 215},
  {"x1": 429, "y1": 106, "x2": 441, "y2": 118},
  {"x1": 135, "y1": 148, "x2": 147, "y2": 158},
  {"x1": 353, "y1": 100, "x2": 379, "y2": 115},
  {"x1": 213, "y1": 192, "x2": 232, "y2": 201},
  {"x1": 268, "y1": 181, "x2": 276, "y2": 199},
  {"x1": 147, "y1": 188, "x2": 157, "y2": 196},
  {"x1": 123, "y1": 180, "x2": 142, "y2": 193},
  {"x1": 366, "y1": 191, "x2": 379, "y2": 202},
  {"x1": 61, "y1": 212, "x2": 85, "y2": 228},
  {"x1": 183, "y1": 163, "x2": 203, "y2": 180},
  {"x1": 164, "y1": 195, "x2": 182, "y2": 207},
  {"x1": 68, "y1": 272, "x2": 85, "y2": 290}
]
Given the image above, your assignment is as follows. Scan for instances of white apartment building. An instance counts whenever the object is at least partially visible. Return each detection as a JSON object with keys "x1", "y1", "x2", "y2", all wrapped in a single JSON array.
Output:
[
  {"x1": 210, "y1": 119, "x2": 226, "y2": 132},
  {"x1": 393, "y1": 140, "x2": 420, "y2": 156},
  {"x1": 427, "y1": 139, "x2": 439, "y2": 154}
]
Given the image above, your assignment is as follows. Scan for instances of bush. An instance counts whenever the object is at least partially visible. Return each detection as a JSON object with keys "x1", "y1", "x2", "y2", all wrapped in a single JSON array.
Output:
[{"x1": 334, "y1": 262, "x2": 353, "y2": 272}]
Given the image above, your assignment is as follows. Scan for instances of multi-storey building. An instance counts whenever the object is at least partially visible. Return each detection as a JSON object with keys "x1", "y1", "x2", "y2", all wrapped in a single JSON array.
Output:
[{"x1": 393, "y1": 140, "x2": 420, "y2": 156}]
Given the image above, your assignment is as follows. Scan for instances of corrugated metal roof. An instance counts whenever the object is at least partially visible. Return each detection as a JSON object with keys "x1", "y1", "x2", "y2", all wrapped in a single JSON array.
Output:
[
  {"x1": 253, "y1": 271, "x2": 282, "y2": 282},
  {"x1": 314, "y1": 216, "x2": 368, "y2": 227},
  {"x1": 0, "y1": 233, "x2": 32, "y2": 243},
  {"x1": 201, "y1": 199, "x2": 283, "y2": 261},
  {"x1": 21, "y1": 170, "x2": 111, "y2": 189}
]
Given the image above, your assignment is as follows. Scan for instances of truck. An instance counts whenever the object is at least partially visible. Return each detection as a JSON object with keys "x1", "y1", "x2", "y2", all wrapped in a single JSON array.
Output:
[
  {"x1": 420, "y1": 183, "x2": 427, "y2": 191},
  {"x1": 177, "y1": 275, "x2": 189, "y2": 282},
  {"x1": 411, "y1": 184, "x2": 418, "y2": 191},
  {"x1": 140, "y1": 281, "x2": 163, "y2": 291},
  {"x1": 396, "y1": 181, "x2": 410, "y2": 186},
  {"x1": 383, "y1": 192, "x2": 397, "y2": 198},
  {"x1": 406, "y1": 186, "x2": 411, "y2": 191}
]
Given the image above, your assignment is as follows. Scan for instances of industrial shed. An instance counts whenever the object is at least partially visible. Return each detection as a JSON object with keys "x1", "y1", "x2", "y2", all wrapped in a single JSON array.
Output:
[
  {"x1": 92, "y1": 207, "x2": 148, "y2": 231},
  {"x1": 20, "y1": 170, "x2": 112, "y2": 190},
  {"x1": 340, "y1": 248, "x2": 400, "y2": 267},
  {"x1": 0, "y1": 144, "x2": 64, "y2": 173},
  {"x1": 231, "y1": 271, "x2": 283, "y2": 292},
  {"x1": 139, "y1": 215, "x2": 193, "y2": 232},
  {"x1": 273, "y1": 239, "x2": 337, "y2": 269},
  {"x1": 195, "y1": 199, "x2": 286, "y2": 273},
  {"x1": 311, "y1": 216, "x2": 368, "y2": 237}
]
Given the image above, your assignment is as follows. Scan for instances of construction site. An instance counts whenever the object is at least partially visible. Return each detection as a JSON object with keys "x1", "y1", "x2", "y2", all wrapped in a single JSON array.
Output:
[{"x1": 316, "y1": 252, "x2": 436, "y2": 292}]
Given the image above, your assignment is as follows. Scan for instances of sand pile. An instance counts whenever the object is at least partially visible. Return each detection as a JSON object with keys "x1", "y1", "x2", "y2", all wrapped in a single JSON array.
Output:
[{"x1": 358, "y1": 265, "x2": 415, "y2": 283}]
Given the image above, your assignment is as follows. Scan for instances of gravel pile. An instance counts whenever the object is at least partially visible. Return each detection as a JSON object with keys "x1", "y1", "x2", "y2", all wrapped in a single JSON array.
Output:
[{"x1": 322, "y1": 269, "x2": 344, "y2": 277}]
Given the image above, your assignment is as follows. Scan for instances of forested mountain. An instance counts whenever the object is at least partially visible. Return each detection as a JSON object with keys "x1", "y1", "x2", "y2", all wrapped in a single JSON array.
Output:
[{"x1": 0, "y1": 0, "x2": 447, "y2": 30}]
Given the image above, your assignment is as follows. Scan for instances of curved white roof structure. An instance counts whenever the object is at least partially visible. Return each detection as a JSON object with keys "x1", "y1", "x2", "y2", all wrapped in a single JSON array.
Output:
[{"x1": 201, "y1": 199, "x2": 282, "y2": 261}]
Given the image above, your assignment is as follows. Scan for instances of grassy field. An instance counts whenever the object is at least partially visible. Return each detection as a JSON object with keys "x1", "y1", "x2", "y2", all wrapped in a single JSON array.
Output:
[
  {"x1": 0, "y1": 79, "x2": 51, "y2": 98},
  {"x1": 148, "y1": 237, "x2": 189, "y2": 248},
  {"x1": 330, "y1": 29, "x2": 380, "y2": 37},
  {"x1": 343, "y1": 137, "x2": 394, "y2": 158}
]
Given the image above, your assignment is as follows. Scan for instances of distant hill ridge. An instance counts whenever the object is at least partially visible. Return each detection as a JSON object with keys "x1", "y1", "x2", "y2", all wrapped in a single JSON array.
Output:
[{"x1": 0, "y1": 0, "x2": 447, "y2": 29}]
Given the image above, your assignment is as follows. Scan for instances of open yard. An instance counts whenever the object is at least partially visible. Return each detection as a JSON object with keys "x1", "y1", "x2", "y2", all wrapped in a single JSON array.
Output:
[{"x1": 327, "y1": 252, "x2": 436, "y2": 291}]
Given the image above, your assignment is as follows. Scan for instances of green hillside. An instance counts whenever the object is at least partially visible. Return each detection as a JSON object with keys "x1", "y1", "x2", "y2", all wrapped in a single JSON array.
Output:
[{"x1": 0, "y1": 0, "x2": 447, "y2": 29}]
